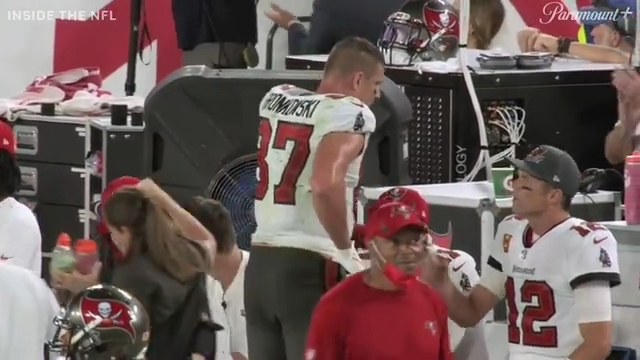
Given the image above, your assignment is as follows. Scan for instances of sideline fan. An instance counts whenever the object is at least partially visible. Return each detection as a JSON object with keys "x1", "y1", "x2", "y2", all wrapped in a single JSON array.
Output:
[
  {"x1": 185, "y1": 197, "x2": 249, "y2": 360},
  {"x1": 103, "y1": 179, "x2": 219, "y2": 359},
  {"x1": 305, "y1": 201, "x2": 450, "y2": 359},
  {"x1": 606, "y1": 69, "x2": 640, "y2": 164},
  {"x1": 0, "y1": 120, "x2": 41, "y2": 275},
  {"x1": 425, "y1": 145, "x2": 620, "y2": 360},
  {"x1": 0, "y1": 262, "x2": 59, "y2": 360}
]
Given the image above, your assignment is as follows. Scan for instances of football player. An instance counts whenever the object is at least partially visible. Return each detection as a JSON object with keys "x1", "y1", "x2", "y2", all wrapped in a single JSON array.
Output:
[
  {"x1": 0, "y1": 262, "x2": 59, "y2": 359},
  {"x1": 246, "y1": 37, "x2": 384, "y2": 360},
  {"x1": 368, "y1": 187, "x2": 488, "y2": 358},
  {"x1": 426, "y1": 145, "x2": 621, "y2": 360}
]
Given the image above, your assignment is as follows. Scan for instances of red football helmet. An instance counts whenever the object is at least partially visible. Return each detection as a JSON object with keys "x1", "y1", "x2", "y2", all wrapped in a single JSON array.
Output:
[{"x1": 378, "y1": 0, "x2": 460, "y2": 66}]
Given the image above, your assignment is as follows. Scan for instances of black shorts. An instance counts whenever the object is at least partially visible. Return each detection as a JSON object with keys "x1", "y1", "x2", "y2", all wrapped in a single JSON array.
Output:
[{"x1": 244, "y1": 246, "x2": 342, "y2": 360}]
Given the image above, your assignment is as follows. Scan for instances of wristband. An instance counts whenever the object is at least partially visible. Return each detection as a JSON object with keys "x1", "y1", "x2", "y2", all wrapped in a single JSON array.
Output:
[
  {"x1": 286, "y1": 19, "x2": 301, "y2": 29},
  {"x1": 557, "y1": 37, "x2": 573, "y2": 54}
]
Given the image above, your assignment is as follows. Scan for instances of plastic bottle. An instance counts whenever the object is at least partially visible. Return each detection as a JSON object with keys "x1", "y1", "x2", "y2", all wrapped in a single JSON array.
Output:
[
  {"x1": 49, "y1": 233, "x2": 76, "y2": 274},
  {"x1": 74, "y1": 239, "x2": 99, "y2": 275},
  {"x1": 625, "y1": 152, "x2": 640, "y2": 225}
]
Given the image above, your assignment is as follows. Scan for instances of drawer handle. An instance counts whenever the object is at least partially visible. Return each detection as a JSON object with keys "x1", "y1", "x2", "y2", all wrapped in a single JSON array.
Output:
[
  {"x1": 13, "y1": 125, "x2": 38, "y2": 155},
  {"x1": 17, "y1": 166, "x2": 37, "y2": 196}
]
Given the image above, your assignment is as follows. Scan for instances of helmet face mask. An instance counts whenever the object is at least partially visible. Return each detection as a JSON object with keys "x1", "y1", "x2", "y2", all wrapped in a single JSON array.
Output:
[
  {"x1": 378, "y1": 12, "x2": 432, "y2": 66},
  {"x1": 49, "y1": 285, "x2": 150, "y2": 360},
  {"x1": 378, "y1": 0, "x2": 460, "y2": 66}
]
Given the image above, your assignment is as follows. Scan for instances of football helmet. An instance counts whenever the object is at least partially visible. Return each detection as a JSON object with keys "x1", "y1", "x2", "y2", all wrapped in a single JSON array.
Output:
[
  {"x1": 49, "y1": 284, "x2": 150, "y2": 359},
  {"x1": 378, "y1": 0, "x2": 460, "y2": 66}
]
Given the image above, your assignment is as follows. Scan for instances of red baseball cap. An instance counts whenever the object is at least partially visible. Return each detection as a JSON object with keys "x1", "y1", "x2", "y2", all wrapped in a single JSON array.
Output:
[
  {"x1": 364, "y1": 201, "x2": 428, "y2": 241},
  {"x1": 369, "y1": 187, "x2": 429, "y2": 223},
  {"x1": 0, "y1": 121, "x2": 16, "y2": 157}
]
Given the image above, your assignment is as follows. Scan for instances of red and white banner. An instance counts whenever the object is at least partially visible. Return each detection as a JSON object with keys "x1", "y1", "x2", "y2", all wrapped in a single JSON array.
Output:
[{"x1": 0, "y1": 0, "x2": 587, "y2": 98}]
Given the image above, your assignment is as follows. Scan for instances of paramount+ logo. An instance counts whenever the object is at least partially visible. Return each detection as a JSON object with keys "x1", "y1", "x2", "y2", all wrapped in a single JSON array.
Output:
[{"x1": 539, "y1": 1, "x2": 634, "y2": 25}]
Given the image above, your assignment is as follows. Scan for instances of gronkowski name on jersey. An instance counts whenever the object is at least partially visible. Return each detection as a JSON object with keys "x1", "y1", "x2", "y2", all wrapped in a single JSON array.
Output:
[
  {"x1": 434, "y1": 246, "x2": 480, "y2": 351},
  {"x1": 253, "y1": 84, "x2": 376, "y2": 264},
  {"x1": 488, "y1": 215, "x2": 620, "y2": 360}
]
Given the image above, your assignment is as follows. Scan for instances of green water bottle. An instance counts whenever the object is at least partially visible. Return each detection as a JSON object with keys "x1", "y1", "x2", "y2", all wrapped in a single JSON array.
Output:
[{"x1": 492, "y1": 167, "x2": 514, "y2": 199}]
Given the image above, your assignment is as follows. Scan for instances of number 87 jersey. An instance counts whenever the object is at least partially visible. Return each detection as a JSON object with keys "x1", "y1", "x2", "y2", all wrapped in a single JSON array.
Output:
[
  {"x1": 488, "y1": 215, "x2": 621, "y2": 360},
  {"x1": 253, "y1": 84, "x2": 376, "y2": 255}
]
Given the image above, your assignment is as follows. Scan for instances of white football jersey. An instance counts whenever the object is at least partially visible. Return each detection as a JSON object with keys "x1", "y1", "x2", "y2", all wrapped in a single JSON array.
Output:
[
  {"x1": 489, "y1": 215, "x2": 620, "y2": 360},
  {"x1": 434, "y1": 246, "x2": 480, "y2": 351},
  {"x1": 0, "y1": 262, "x2": 59, "y2": 360},
  {"x1": 253, "y1": 84, "x2": 376, "y2": 261}
]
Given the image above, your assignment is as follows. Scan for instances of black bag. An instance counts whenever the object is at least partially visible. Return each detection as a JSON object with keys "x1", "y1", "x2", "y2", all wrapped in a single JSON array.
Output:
[{"x1": 145, "y1": 272, "x2": 222, "y2": 359}]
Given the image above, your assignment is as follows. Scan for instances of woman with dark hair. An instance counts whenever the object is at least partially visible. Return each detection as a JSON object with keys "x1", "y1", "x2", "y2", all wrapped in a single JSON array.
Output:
[{"x1": 102, "y1": 178, "x2": 219, "y2": 359}]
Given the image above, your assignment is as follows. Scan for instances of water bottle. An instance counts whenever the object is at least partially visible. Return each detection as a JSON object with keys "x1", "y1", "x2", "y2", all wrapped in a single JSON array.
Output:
[
  {"x1": 625, "y1": 152, "x2": 640, "y2": 224},
  {"x1": 73, "y1": 239, "x2": 98, "y2": 275},
  {"x1": 49, "y1": 233, "x2": 75, "y2": 274}
]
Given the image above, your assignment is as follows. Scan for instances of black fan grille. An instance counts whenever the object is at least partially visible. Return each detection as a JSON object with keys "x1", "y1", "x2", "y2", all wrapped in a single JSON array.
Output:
[{"x1": 208, "y1": 154, "x2": 257, "y2": 250}]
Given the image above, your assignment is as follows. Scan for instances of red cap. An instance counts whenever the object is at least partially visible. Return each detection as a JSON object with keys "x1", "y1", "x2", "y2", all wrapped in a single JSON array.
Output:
[
  {"x1": 97, "y1": 176, "x2": 140, "y2": 234},
  {"x1": 364, "y1": 202, "x2": 428, "y2": 241},
  {"x1": 74, "y1": 239, "x2": 97, "y2": 253},
  {"x1": 369, "y1": 187, "x2": 429, "y2": 223},
  {"x1": 56, "y1": 232, "x2": 71, "y2": 247},
  {"x1": 0, "y1": 121, "x2": 16, "y2": 157}
]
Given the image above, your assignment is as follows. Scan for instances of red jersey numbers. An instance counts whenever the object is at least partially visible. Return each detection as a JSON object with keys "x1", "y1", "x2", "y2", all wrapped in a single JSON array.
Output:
[
  {"x1": 505, "y1": 277, "x2": 558, "y2": 348},
  {"x1": 570, "y1": 222, "x2": 606, "y2": 237},
  {"x1": 255, "y1": 118, "x2": 313, "y2": 205}
]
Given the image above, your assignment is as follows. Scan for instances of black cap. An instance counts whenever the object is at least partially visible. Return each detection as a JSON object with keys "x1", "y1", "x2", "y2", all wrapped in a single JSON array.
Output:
[{"x1": 507, "y1": 145, "x2": 581, "y2": 197}]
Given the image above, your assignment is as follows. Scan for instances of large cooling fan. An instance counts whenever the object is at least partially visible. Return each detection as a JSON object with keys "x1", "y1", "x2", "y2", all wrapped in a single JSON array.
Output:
[{"x1": 208, "y1": 154, "x2": 257, "y2": 250}]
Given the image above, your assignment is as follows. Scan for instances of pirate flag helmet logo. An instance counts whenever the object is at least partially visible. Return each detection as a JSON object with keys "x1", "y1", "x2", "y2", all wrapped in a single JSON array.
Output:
[{"x1": 49, "y1": 284, "x2": 150, "y2": 359}]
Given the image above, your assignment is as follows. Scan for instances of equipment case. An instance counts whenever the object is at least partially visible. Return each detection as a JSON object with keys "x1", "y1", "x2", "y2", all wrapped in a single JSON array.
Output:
[{"x1": 288, "y1": 54, "x2": 619, "y2": 186}]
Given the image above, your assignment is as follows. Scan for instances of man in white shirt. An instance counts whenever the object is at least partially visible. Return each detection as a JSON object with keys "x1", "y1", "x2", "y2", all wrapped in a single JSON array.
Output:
[
  {"x1": 0, "y1": 262, "x2": 59, "y2": 359},
  {"x1": 0, "y1": 121, "x2": 42, "y2": 275},
  {"x1": 185, "y1": 197, "x2": 249, "y2": 359}
]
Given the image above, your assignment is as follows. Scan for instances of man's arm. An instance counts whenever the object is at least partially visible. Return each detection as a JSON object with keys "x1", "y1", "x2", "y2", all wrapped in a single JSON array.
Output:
[
  {"x1": 566, "y1": 42, "x2": 629, "y2": 64},
  {"x1": 567, "y1": 227, "x2": 621, "y2": 360},
  {"x1": 604, "y1": 121, "x2": 634, "y2": 164},
  {"x1": 568, "y1": 282, "x2": 613, "y2": 360},
  {"x1": 440, "y1": 266, "x2": 503, "y2": 328},
  {"x1": 288, "y1": 0, "x2": 334, "y2": 55},
  {"x1": 311, "y1": 132, "x2": 364, "y2": 250},
  {"x1": 435, "y1": 224, "x2": 508, "y2": 327}
]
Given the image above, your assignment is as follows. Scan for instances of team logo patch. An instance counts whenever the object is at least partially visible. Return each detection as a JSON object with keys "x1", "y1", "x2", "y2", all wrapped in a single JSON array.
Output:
[
  {"x1": 459, "y1": 272, "x2": 471, "y2": 293},
  {"x1": 424, "y1": 321, "x2": 438, "y2": 336},
  {"x1": 599, "y1": 248, "x2": 612, "y2": 268},
  {"x1": 525, "y1": 146, "x2": 546, "y2": 163},
  {"x1": 502, "y1": 234, "x2": 512, "y2": 253},
  {"x1": 79, "y1": 296, "x2": 135, "y2": 341},
  {"x1": 353, "y1": 112, "x2": 365, "y2": 132}
]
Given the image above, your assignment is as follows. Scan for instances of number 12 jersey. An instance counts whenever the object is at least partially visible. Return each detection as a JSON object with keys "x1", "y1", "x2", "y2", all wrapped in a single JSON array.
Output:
[
  {"x1": 488, "y1": 215, "x2": 621, "y2": 359},
  {"x1": 253, "y1": 84, "x2": 376, "y2": 259}
]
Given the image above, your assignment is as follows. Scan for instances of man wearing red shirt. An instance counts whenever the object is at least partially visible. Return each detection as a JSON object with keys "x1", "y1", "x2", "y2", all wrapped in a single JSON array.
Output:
[{"x1": 305, "y1": 201, "x2": 451, "y2": 360}]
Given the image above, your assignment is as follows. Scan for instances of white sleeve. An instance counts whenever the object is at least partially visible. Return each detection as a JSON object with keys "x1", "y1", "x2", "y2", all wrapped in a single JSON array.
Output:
[
  {"x1": 574, "y1": 281, "x2": 612, "y2": 323},
  {"x1": 323, "y1": 99, "x2": 376, "y2": 134},
  {"x1": 567, "y1": 227, "x2": 620, "y2": 289},
  {"x1": 486, "y1": 217, "x2": 513, "y2": 274},
  {"x1": 0, "y1": 219, "x2": 42, "y2": 275},
  {"x1": 478, "y1": 266, "x2": 507, "y2": 299}
]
